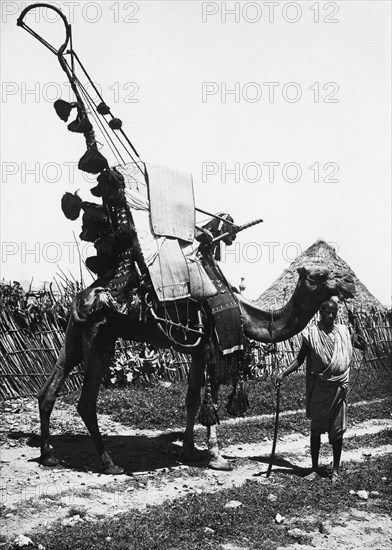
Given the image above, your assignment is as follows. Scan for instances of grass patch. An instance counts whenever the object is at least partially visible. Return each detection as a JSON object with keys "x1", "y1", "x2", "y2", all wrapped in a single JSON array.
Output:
[
  {"x1": 195, "y1": 396, "x2": 392, "y2": 449},
  {"x1": 343, "y1": 428, "x2": 392, "y2": 452},
  {"x1": 59, "y1": 363, "x2": 392, "y2": 432},
  {"x1": 37, "y1": 454, "x2": 391, "y2": 550},
  {"x1": 1, "y1": 495, "x2": 66, "y2": 519},
  {"x1": 67, "y1": 506, "x2": 87, "y2": 518}
]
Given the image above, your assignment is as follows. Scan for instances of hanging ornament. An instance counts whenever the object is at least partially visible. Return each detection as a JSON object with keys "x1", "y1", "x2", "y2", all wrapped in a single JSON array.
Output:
[
  {"x1": 61, "y1": 191, "x2": 82, "y2": 220},
  {"x1": 226, "y1": 372, "x2": 249, "y2": 417},
  {"x1": 198, "y1": 376, "x2": 219, "y2": 427},
  {"x1": 78, "y1": 147, "x2": 109, "y2": 175},
  {"x1": 97, "y1": 102, "x2": 111, "y2": 115},
  {"x1": 109, "y1": 118, "x2": 123, "y2": 130},
  {"x1": 67, "y1": 113, "x2": 93, "y2": 134},
  {"x1": 53, "y1": 99, "x2": 78, "y2": 122}
]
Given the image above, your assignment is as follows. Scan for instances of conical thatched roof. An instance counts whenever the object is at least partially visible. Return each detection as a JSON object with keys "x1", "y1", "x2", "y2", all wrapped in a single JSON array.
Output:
[{"x1": 255, "y1": 240, "x2": 385, "y2": 311}]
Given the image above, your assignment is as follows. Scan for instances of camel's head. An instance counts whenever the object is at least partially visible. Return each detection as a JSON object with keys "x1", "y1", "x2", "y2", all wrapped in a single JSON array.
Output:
[{"x1": 297, "y1": 266, "x2": 356, "y2": 304}]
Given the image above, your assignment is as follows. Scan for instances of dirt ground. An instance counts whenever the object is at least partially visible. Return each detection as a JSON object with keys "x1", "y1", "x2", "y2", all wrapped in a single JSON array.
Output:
[{"x1": 1, "y1": 398, "x2": 391, "y2": 549}]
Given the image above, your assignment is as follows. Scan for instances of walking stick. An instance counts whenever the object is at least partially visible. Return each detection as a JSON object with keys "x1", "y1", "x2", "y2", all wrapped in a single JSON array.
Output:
[{"x1": 266, "y1": 380, "x2": 281, "y2": 477}]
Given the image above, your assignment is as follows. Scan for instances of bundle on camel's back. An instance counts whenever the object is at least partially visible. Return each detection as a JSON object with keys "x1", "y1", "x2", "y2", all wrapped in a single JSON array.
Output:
[{"x1": 37, "y1": 162, "x2": 356, "y2": 474}]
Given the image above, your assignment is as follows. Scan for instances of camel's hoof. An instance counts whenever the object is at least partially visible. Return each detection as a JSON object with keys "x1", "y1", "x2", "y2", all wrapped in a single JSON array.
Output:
[
  {"x1": 182, "y1": 448, "x2": 208, "y2": 464},
  {"x1": 208, "y1": 457, "x2": 233, "y2": 471},
  {"x1": 40, "y1": 454, "x2": 60, "y2": 467},
  {"x1": 103, "y1": 464, "x2": 125, "y2": 475}
]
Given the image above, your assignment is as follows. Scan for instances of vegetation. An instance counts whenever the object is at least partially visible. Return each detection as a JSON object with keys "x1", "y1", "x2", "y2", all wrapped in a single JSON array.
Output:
[
  {"x1": 2, "y1": 277, "x2": 391, "y2": 401},
  {"x1": 38, "y1": 453, "x2": 391, "y2": 550},
  {"x1": 59, "y1": 358, "x2": 392, "y2": 432}
]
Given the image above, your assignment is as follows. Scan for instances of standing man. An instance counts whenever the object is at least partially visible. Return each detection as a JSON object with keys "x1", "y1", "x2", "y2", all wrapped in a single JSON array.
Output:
[{"x1": 275, "y1": 300, "x2": 367, "y2": 483}]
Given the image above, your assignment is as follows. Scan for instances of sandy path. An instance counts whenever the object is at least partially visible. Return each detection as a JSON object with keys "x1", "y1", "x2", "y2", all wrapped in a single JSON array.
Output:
[{"x1": 1, "y1": 401, "x2": 391, "y2": 545}]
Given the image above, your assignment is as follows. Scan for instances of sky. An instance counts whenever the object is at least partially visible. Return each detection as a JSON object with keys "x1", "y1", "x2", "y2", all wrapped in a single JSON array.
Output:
[{"x1": 1, "y1": 0, "x2": 391, "y2": 306}]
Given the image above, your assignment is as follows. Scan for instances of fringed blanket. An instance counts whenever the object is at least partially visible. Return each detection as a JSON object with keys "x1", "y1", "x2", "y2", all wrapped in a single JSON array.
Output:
[{"x1": 204, "y1": 260, "x2": 244, "y2": 356}]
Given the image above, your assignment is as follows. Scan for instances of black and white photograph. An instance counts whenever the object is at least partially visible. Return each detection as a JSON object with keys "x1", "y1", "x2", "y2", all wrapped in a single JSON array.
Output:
[{"x1": 1, "y1": 1, "x2": 391, "y2": 548}]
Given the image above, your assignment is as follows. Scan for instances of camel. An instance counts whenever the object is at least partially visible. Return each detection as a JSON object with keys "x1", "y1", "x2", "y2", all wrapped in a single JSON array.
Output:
[
  {"x1": 14, "y1": 3, "x2": 356, "y2": 475},
  {"x1": 38, "y1": 264, "x2": 355, "y2": 474}
]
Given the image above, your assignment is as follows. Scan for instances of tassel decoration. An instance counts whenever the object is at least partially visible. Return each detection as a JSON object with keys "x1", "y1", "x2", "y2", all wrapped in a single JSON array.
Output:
[
  {"x1": 226, "y1": 373, "x2": 249, "y2": 417},
  {"x1": 78, "y1": 147, "x2": 109, "y2": 175},
  {"x1": 61, "y1": 191, "x2": 82, "y2": 220},
  {"x1": 54, "y1": 99, "x2": 77, "y2": 122},
  {"x1": 198, "y1": 378, "x2": 219, "y2": 427},
  {"x1": 68, "y1": 114, "x2": 93, "y2": 134},
  {"x1": 109, "y1": 118, "x2": 123, "y2": 130},
  {"x1": 85, "y1": 254, "x2": 113, "y2": 276},
  {"x1": 79, "y1": 204, "x2": 111, "y2": 242},
  {"x1": 91, "y1": 168, "x2": 125, "y2": 197},
  {"x1": 97, "y1": 102, "x2": 111, "y2": 115}
]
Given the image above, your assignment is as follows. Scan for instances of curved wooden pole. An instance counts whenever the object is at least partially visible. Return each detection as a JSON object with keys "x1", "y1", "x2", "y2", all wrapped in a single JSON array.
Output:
[{"x1": 17, "y1": 3, "x2": 71, "y2": 55}]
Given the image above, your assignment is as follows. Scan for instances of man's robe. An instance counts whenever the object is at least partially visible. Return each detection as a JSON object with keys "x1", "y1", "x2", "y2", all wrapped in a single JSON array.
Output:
[{"x1": 302, "y1": 323, "x2": 353, "y2": 441}]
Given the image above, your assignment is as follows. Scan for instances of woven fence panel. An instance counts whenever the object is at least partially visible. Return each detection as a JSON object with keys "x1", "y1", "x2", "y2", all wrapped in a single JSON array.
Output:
[
  {"x1": 0, "y1": 317, "x2": 84, "y2": 400},
  {"x1": 1, "y1": 290, "x2": 390, "y2": 400}
]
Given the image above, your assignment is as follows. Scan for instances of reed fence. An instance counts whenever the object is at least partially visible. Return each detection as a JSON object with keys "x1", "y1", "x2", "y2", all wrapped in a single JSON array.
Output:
[
  {"x1": 0, "y1": 282, "x2": 82, "y2": 400},
  {"x1": 1, "y1": 281, "x2": 391, "y2": 399},
  {"x1": 251, "y1": 309, "x2": 392, "y2": 377},
  {"x1": 0, "y1": 281, "x2": 193, "y2": 399}
]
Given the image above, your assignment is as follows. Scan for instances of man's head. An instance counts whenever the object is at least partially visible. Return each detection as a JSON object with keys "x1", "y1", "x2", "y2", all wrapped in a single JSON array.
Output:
[{"x1": 319, "y1": 300, "x2": 338, "y2": 328}]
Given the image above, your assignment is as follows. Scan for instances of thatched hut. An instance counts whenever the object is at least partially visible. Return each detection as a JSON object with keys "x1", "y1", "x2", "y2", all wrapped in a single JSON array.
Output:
[
  {"x1": 255, "y1": 239, "x2": 385, "y2": 312},
  {"x1": 250, "y1": 240, "x2": 391, "y2": 375}
]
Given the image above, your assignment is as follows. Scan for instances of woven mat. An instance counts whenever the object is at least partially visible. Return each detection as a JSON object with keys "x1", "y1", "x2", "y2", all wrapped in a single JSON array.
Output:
[
  {"x1": 148, "y1": 237, "x2": 190, "y2": 302},
  {"x1": 147, "y1": 164, "x2": 195, "y2": 243}
]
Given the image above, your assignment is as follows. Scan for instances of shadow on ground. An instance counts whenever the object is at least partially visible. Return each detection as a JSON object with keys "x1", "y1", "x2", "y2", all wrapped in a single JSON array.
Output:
[
  {"x1": 6, "y1": 429, "x2": 209, "y2": 475},
  {"x1": 239, "y1": 453, "x2": 330, "y2": 478}
]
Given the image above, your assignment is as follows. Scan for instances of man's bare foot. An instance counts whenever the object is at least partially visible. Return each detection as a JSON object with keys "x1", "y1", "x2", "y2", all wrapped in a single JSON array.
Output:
[
  {"x1": 331, "y1": 472, "x2": 339, "y2": 485},
  {"x1": 305, "y1": 471, "x2": 321, "y2": 481}
]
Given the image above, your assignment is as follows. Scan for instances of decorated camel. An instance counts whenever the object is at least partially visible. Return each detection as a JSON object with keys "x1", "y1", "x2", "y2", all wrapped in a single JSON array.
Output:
[
  {"x1": 38, "y1": 265, "x2": 355, "y2": 474},
  {"x1": 17, "y1": 5, "x2": 356, "y2": 474}
]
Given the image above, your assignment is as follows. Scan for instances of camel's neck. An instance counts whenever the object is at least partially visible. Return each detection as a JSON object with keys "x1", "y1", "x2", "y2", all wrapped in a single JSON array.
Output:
[{"x1": 236, "y1": 286, "x2": 320, "y2": 343}]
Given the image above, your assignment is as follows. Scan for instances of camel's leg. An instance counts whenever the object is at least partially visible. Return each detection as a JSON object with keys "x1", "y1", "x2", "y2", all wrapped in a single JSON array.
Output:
[
  {"x1": 76, "y1": 324, "x2": 123, "y2": 475},
  {"x1": 207, "y1": 380, "x2": 232, "y2": 471},
  {"x1": 183, "y1": 353, "x2": 205, "y2": 462},
  {"x1": 38, "y1": 318, "x2": 83, "y2": 466}
]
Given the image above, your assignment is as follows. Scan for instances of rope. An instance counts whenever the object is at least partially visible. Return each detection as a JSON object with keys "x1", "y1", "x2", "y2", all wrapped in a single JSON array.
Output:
[
  {"x1": 63, "y1": 54, "x2": 142, "y2": 169},
  {"x1": 19, "y1": 5, "x2": 145, "y2": 174},
  {"x1": 75, "y1": 76, "x2": 127, "y2": 165},
  {"x1": 71, "y1": 50, "x2": 141, "y2": 159}
]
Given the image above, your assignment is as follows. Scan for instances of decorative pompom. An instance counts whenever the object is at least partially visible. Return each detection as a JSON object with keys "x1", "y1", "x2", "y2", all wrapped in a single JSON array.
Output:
[
  {"x1": 108, "y1": 189, "x2": 126, "y2": 207},
  {"x1": 109, "y1": 118, "x2": 123, "y2": 130},
  {"x1": 95, "y1": 233, "x2": 116, "y2": 256},
  {"x1": 68, "y1": 114, "x2": 93, "y2": 134},
  {"x1": 226, "y1": 375, "x2": 249, "y2": 417},
  {"x1": 97, "y1": 102, "x2": 111, "y2": 115},
  {"x1": 61, "y1": 191, "x2": 82, "y2": 220},
  {"x1": 198, "y1": 380, "x2": 219, "y2": 427},
  {"x1": 78, "y1": 147, "x2": 109, "y2": 175},
  {"x1": 54, "y1": 99, "x2": 77, "y2": 122},
  {"x1": 79, "y1": 204, "x2": 111, "y2": 242},
  {"x1": 90, "y1": 168, "x2": 125, "y2": 197},
  {"x1": 85, "y1": 254, "x2": 113, "y2": 276}
]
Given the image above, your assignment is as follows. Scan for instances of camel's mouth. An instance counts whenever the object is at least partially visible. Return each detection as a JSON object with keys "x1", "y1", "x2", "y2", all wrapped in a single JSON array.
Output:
[{"x1": 335, "y1": 274, "x2": 356, "y2": 300}]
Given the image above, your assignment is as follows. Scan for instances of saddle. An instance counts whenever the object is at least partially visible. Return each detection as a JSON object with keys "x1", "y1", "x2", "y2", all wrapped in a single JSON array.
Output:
[{"x1": 61, "y1": 163, "x2": 242, "y2": 352}]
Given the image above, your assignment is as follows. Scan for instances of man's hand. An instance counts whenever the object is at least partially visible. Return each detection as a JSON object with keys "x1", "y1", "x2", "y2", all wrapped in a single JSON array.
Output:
[{"x1": 274, "y1": 373, "x2": 284, "y2": 387}]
